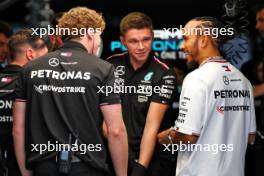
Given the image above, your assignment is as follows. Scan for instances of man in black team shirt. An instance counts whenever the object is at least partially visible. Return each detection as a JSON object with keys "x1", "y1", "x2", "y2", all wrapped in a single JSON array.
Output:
[
  {"x1": 0, "y1": 29, "x2": 48, "y2": 176},
  {"x1": 106, "y1": 12, "x2": 177, "y2": 176},
  {"x1": 12, "y1": 7, "x2": 128, "y2": 176}
]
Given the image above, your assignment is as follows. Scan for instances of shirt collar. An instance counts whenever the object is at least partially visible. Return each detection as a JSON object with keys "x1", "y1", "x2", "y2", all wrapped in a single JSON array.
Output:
[
  {"x1": 2, "y1": 64, "x2": 22, "y2": 73},
  {"x1": 60, "y1": 41, "x2": 88, "y2": 52},
  {"x1": 125, "y1": 52, "x2": 154, "y2": 71},
  {"x1": 199, "y1": 56, "x2": 227, "y2": 68}
]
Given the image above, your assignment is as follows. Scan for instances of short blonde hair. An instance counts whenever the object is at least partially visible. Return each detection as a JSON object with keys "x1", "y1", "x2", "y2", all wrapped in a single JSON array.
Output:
[{"x1": 58, "y1": 7, "x2": 105, "y2": 40}]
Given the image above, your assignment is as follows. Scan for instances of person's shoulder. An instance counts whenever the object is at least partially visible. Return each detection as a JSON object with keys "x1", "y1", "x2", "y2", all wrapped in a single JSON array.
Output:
[
  {"x1": 151, "y1": 55, "x2": 170, "y2": 71},
  {"x1": 25, "y1": 51, "x2": 58, "y2": 69},
  {"x1": 0, "y1": 65, "x2": 23, "y2": 90},
  {"x1": 106, "y1": 52, "x2": 128, "y2": 63},
  {"x1": 230, "y1": 64, "x2": 253, "y2": 87},
  {"x1": 91, "y1": 54, "x2": 115, "y2": 70},
  {"x1": 198, "y1": 61, "x2": 228, "y2": 81},
  {"x1": 184, "y1": 69, "x2": 200, "y2": 81},
  {"x1": 182, "y1": 68, "x2": 207, "y2": 88},
  {"x1": 78, "y1": 53, "x2": 116, "y2": 75}
]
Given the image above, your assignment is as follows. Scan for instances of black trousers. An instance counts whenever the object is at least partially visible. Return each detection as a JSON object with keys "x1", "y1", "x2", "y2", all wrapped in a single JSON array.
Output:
[
  {"x1": 0, "y1": 145, "x2": 21, "y2": 176},
  {"x1": 33, "y1": 160, "x2": 110, "y2": 176},
  {"x1": 147, "y1": 156, "x2": 176, "y2": 176},
  {"x1": 245, "y1": 143, "x2": 264, "y2": 176},
  {"x1": 127, "y1": 156, "x2": 176, "y2": 176},
  {"x1": 4, "y1": 160, "x2": 21, "y2": 176}
]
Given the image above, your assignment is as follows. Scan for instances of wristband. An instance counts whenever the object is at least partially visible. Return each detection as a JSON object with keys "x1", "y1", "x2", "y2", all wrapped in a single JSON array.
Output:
[
  {"x1": 167, "y1": 134, "x2": 174, "y2": 144},
  {"x1": 130, "y1": 161, "x2": 147, "y2": 176}
]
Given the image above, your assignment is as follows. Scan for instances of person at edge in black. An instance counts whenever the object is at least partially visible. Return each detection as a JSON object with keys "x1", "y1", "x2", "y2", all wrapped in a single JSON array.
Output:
[
  {"x1": 12, "y1": 7, "x2": 128, "y2": 176},
  {"x1": 253, "y1": 4, "x2": 264, "y2": 99},
  {"x1": 242, "y1": 3, "x2": 264, "y2": 98},
  {"x1": 105, "y1": 12, "x2": 177, "y2": 176},
  {"x1": 0, "y1": 29, "x2": 48, "y2": 176},
  {"x1": 0, "y1": 20, "x2": 12, "y2": 71}
]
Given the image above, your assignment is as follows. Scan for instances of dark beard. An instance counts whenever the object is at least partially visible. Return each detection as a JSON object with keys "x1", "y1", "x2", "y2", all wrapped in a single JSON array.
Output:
[
  {"x1": 186, "y1": 59, "x2": 198, "y2": 70},
  {"x1": 259, "y1": 30, "x2": 264, "y2": 38}
]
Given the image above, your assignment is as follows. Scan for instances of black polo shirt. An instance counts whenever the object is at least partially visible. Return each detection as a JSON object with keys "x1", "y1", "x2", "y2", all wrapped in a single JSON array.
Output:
[
  {"x1": 0, "y1": 65, "x2": 22, "y2": 174},
  {"x1": 0, "y1": 65, "x2": 3, "y2": 72},
  {"x1": 107, "y1": 52, "x2": 177, "y2": 154},
  {"x1": 0, "y1": 64, "x2": 22, "y2": 146},
  {"x1": 15, "y1": 41, "x2": 120, "y2": 172}
]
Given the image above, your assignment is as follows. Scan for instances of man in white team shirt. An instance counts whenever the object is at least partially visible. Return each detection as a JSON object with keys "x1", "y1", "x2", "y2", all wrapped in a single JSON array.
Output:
[{"x1": 158, "y1": 16, "x2": 256, "y2": 176}]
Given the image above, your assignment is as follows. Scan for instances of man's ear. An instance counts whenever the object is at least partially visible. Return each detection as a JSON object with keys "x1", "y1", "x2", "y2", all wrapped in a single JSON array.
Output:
[
  {"x1": 87, "y1": 33, "x2": 93, "y2": 41},
  {"x1": 199, "y1": 35, "x2": 208, "y2": 48},
  {"x1": 120, "y1": 35, "x2": 126, "y2": 46},
  {"x1": 26, "y1": 48, "x2": 34, "y2": 61}
]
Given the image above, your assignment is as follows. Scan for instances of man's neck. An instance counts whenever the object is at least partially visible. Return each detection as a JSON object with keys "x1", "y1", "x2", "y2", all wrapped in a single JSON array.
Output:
[
  {"x1": 129, "y1": 57, "x2": 146, "y2": 70},
  {"x1": 198, "y1": 50, "x2": 222, "y2": 65},
  {"x1": 71, "y1": 38, "x2": 91, "y2": 53},
  {"x1": 10, "y1": 59, "x2": 27, "y2": 67}
]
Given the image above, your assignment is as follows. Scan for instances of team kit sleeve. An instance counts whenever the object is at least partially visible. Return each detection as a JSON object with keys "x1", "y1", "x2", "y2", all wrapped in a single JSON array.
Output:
[
  {"x1": 174, "y1": 75, "x2": 206, "y2": 136},
  {"x1": 99, "y1": 65, "x2": 121, "y2": 106},
  {"x1": 14, "y1": 67, "x2": 28, "y2": 102},
  {"x1": 249, "y1": 88, "x2": 257, "y2": 134},
  {"x1": 151, "y1": 68, "x2": 177, "y2": 105}
]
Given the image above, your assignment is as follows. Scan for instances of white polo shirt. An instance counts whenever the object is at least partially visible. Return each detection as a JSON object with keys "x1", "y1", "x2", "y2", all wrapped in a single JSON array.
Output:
[{"x1": 174, "y1": 58, "x2": 256, "y2": 176}]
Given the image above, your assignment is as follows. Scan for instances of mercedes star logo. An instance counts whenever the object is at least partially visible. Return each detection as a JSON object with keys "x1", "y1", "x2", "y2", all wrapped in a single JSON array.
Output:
[
  {"x1": 115, "y1": 66, "x2": 126, "y2": 76},
  {"x1": 48, "y1": 58, "x2": 60, "y2": 67},
  {"x1": 223, "y1": 76, "x2": 229, "y2": 85}
]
